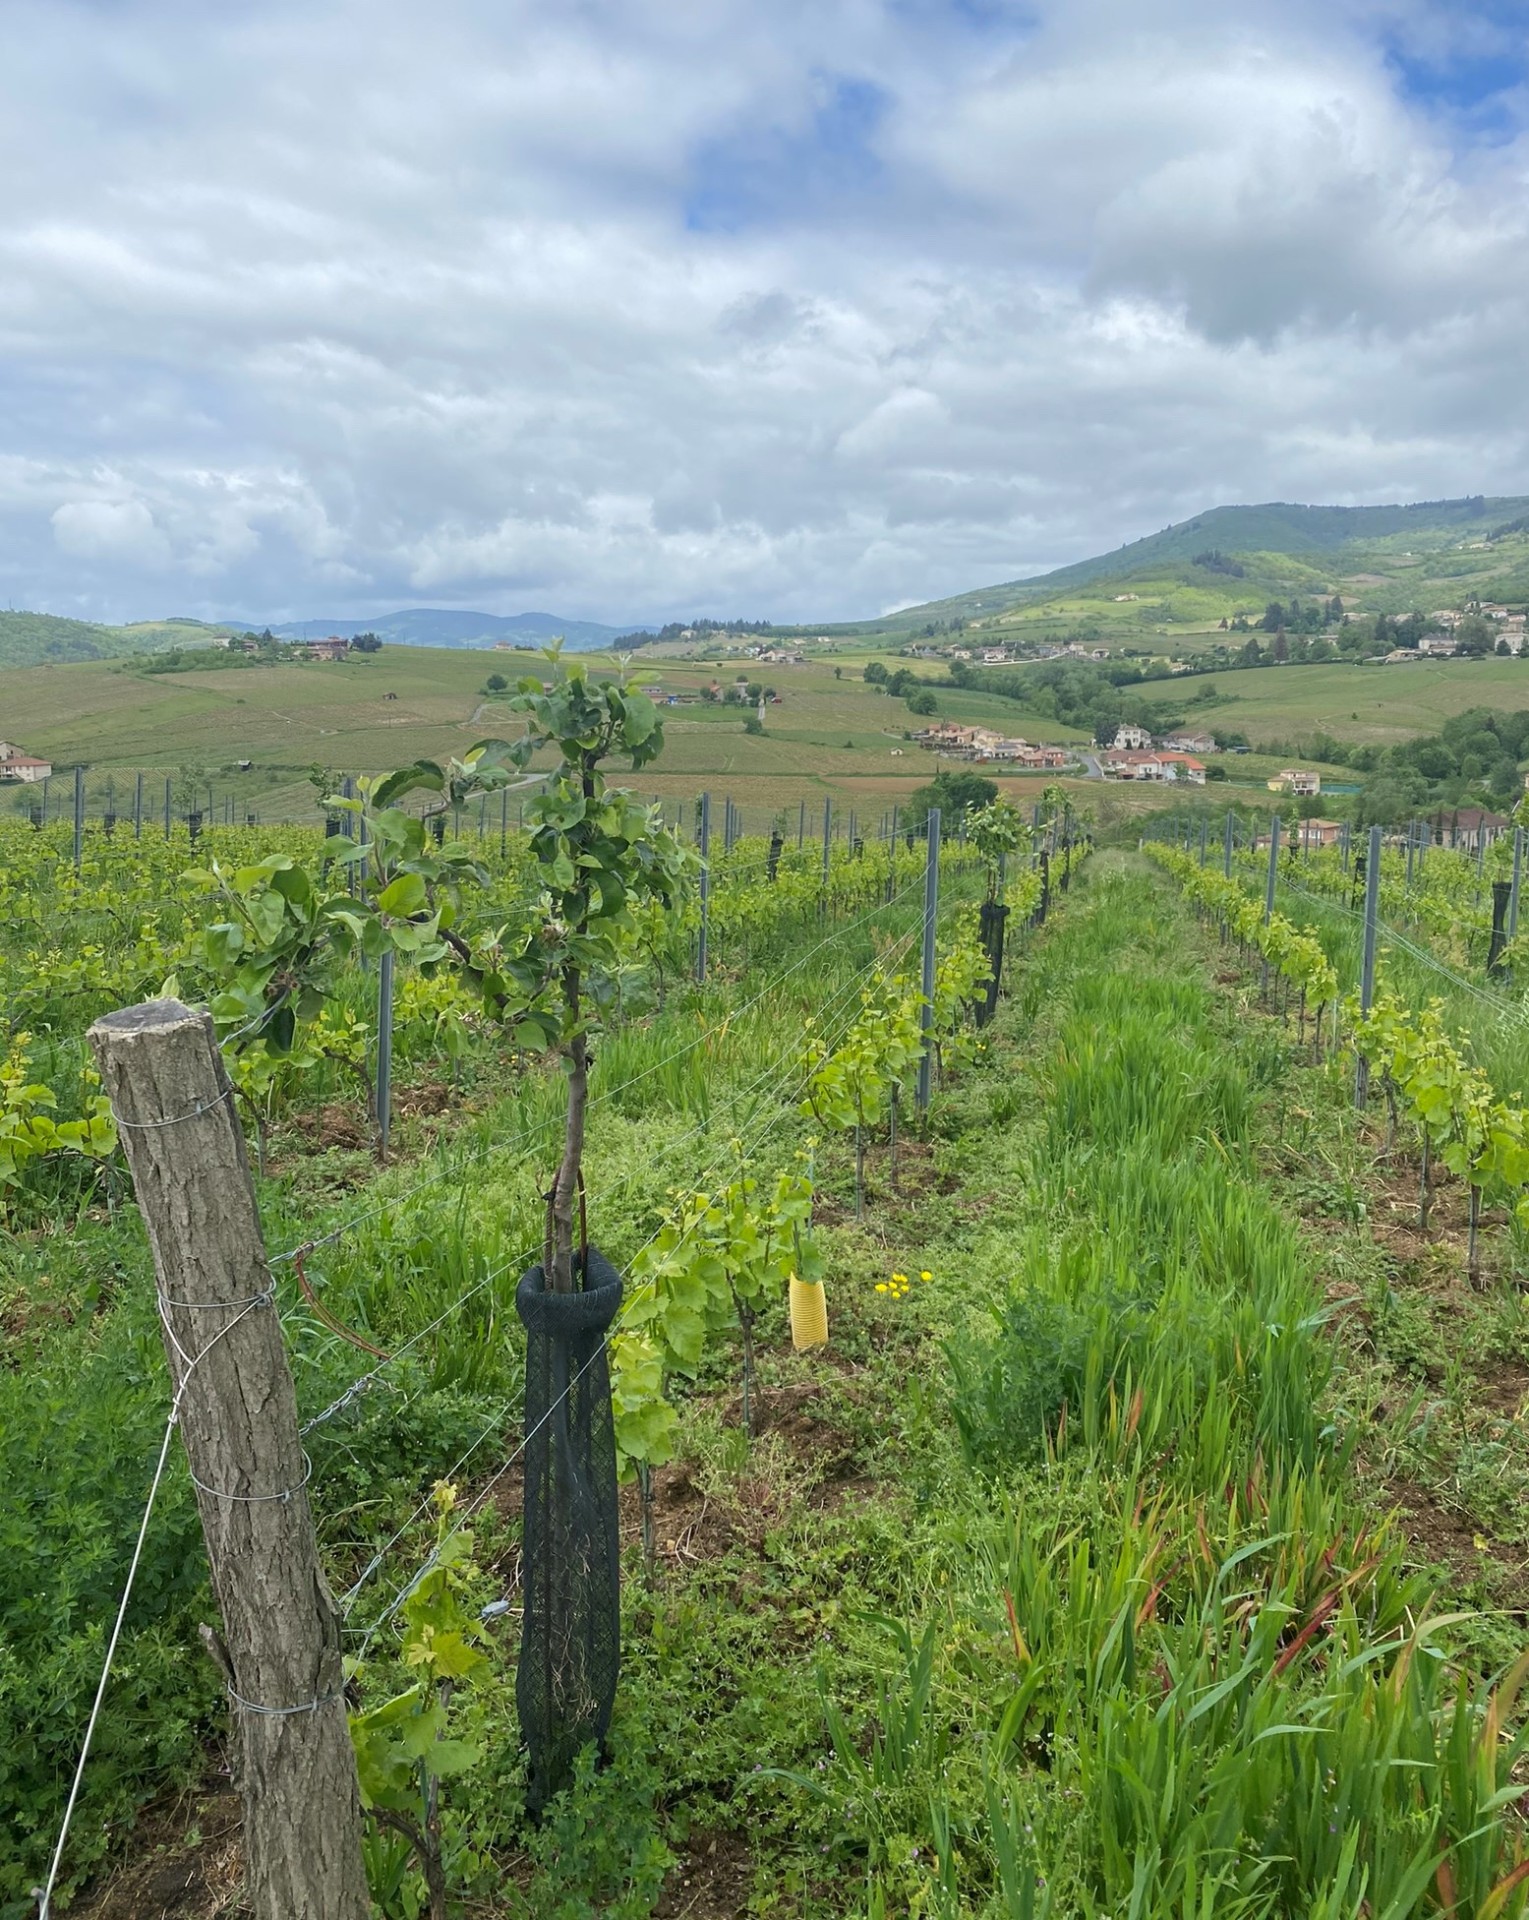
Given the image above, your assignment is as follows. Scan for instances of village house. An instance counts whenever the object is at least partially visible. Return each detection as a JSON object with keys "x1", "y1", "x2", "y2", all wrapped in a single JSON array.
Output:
[
  {"x1": 1159, "y1": 730, "x2": 1218, "y2": 755},
  {"x1": 914, "y1": 722, "x2": 978, "y2": 753},
  {"x1": 1432, "y1": 807, "x2": 1509, "y2": 852},
  {"x1": 1111, "y1": 723, "x2": 1153, "y2": 751},
  {"x1": 1292, "y1": 819, "x2": 1344, "y2": 850},
  {"x1": 1382, "y1": 648, "x2": 1429, "y2": 663},
  {"x1": 1100, "y1": 751, "x2": 1159, "y2": 780},
  {"x1": 0, "y1": 748, "x2": 53, "y2": 782},
  {"x1": 1417, "y1": 633, "x2": 1458, "y2": 657},
  {"x1": 1104, "y1": 750, "x2": 1206, "y2": 785},
  {"x1": 1269, "y1": 769, "x2": 1321, "y2": 797},
  {"x1": 295, "y1": 636, "x2": 352, "y2": 662}
]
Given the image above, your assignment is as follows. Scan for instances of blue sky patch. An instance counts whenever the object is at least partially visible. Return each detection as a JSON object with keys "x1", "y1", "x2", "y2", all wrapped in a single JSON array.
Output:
[{"x1": 684, "y1": 73, "x2": 890, "y2": 233}]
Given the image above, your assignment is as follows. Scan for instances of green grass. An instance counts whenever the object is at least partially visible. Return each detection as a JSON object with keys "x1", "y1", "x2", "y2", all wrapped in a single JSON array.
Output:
[
  {"x1": 17, "y1": 853, "x2": 1529, "y2": 1915},
  {"x1": 10, "y1": 630, "x2": 1524, "y2": 833},
  {"x1": 0, "y1": 650, "x2": 1099, "y2": 827}
]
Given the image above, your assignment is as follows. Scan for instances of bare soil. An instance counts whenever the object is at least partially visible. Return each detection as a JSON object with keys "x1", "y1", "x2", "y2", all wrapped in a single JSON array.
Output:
[{"x1": 68, "y1": 1778, "x2": 244, "y2": 1920}]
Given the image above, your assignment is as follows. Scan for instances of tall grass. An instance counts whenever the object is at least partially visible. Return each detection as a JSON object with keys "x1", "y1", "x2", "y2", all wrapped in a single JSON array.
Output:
[{"x1": 834, "y1": 869, "x2": 1529, "y2": 1918}]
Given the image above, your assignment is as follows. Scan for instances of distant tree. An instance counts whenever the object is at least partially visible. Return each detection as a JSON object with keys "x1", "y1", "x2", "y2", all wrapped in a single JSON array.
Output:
[
  {"x1": 746, "y1": 681, "x2": 763, "y2": 703},
  {"x1": 1272, "y1": 630, "x2": 1289, "y2": 664},
  {"x1": 1237, "y1": 635, "x2": 1264, "y2": 668},
  {"x1": 348, "y1": 632, "x2": 383, "y2": 653},
  {"x1": 833, "y1": 666, "x2": 842, "y2": 679},
  {"x1": 907, "y1": 769, "x2": 997, "y2": 830},
  {"x1": 907, "y1": 688, "x2": 938, "y2": 716},
  {"x1": 863, "y1": 661, "x2": 888, "y2": 684},
  {"x1": 743, "y1": 712, "x2": 764, "y2": 735},
  {"x1": 1393, "y1": 611, "x2": 1427, "y2": 649},
  {"x1": 1456, "y1": 615, "x2": 1496, "y2": 657},
  {"x1": 1326, "y1": 595, "x2": 1344, "y2": 626},
  {"x1": 1498, "y1": 637, "x2": 1512, "y2": 656},
  {"x1": 700, "y1": 683, "x2": 719, "y2": 702},
  {"x1": 1260, "y1": 602, "x2": 1285, "y2": 633},
  {"x1": 485, "y1": 672, "x2": 507, "y2": 691}
]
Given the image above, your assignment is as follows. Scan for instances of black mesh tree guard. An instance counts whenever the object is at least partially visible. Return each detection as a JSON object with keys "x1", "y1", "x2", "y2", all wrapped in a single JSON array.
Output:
[
  {"x1": 977, "y1": 899, "x2": 1009, "y2": 1027},
  {"x1": 515, "y1": 1248, "x2": 623, "y2": 1817}
]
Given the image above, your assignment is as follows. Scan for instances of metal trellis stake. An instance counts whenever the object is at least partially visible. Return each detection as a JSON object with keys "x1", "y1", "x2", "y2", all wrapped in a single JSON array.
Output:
[
  {"x1": 1355, "y1": 823, "x2": 1381, "y2": 1108},
  {"x1": 73, "y1": 765, "x2": 84, "y2": 871},
  {"x1": 1261, "y1": 814, "x2": 1280, "y2": 997},
  {"x1": 696, "y1": 791, "x2": 711, "y2": 983},
  {"x1": 376, "y1": 950, "x2": 395, "y2": 1157},
  {"x1": 917, "y1": 808, "x2": 941, "y2": 1113}
]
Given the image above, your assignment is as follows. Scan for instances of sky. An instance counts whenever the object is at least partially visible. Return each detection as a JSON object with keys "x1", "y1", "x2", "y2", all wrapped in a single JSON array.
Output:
[{"x1": 1, "y1": 0, "x2": 1526, "y2": 628}]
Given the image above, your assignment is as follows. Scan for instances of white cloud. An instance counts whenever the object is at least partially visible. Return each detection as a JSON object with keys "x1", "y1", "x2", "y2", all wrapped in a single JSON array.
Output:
[
  {"x1": 0, "y1": 0, "x2": 1524, "y2": 624},
  {"x1": 50, "y1": 498, "x2": 171, "y2": 568}
]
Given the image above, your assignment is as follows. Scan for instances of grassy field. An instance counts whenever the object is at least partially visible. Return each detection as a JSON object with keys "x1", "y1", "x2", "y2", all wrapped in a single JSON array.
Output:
[
  {"x1": 18, "y1": 853, "x2": 1529, "y2": 1915},
  {"x1": 0, "y1": 649, "x2": 1106, "y2": 828},
  {"x1": 5, "y1": 637, "x2": 1523, "y2": 831},
  {"x1": 1190, "y1": 656, "x2": 1529, "y2": 747}
]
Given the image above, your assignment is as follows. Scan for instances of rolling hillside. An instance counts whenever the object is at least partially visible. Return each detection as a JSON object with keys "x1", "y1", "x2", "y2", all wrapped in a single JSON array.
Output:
[
  {"x1": 0, "y1": 612, "x2": 236, "y2": 669},
  {"x1": 0, "y1": 607, "x2": 628, "y2": 670},
  {"x1": 875, "y1": 494, "x2": 1529, "y2": 637}
]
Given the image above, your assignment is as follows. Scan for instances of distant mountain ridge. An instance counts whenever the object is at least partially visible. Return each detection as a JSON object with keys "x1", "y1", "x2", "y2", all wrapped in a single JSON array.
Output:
[
  {"x1": 5, "y1": 493, "x2": 1529, "y2": 674},
  {"x1": 227, "y1": 608, "x2": 627, "y2": 651}
]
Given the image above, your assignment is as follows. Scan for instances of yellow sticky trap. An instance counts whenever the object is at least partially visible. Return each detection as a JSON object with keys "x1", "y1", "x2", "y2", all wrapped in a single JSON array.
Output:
[{"x1": 789, "y1": 1274, "x2": 828, "y2": 1350}]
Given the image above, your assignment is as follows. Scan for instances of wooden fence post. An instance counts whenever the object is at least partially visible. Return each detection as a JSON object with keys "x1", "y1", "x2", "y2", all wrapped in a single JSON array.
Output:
[{"x1": 88, "y1": 999, "x2": 370, "y2": 1920}]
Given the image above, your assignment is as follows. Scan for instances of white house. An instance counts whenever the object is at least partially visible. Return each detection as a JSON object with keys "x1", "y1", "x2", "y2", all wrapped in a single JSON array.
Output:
[
  {"x1": 0, "y1": 751, "x2": 53, "y2": 783},
  {"x1": 1112, "y1": 723, "x2": 1153, "y2": 751}
]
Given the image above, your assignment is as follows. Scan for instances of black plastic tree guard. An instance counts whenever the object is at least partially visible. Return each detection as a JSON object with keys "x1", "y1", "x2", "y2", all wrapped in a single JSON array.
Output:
[
  {"x1": 977, "y1": 899, "x2": 1009, "y2": 1026},
  {"x1": 515, "y1": 1248, "x2": 623, "y2": 1817}
]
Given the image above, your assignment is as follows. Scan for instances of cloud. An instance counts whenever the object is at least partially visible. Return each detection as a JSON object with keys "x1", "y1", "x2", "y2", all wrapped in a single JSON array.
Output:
[
  {"x1": 0, "y1": 0, "x2": 1525, "y2": 625},
  {"x1": 51, "y1": 498, "x2": 172, "y2": 568}
]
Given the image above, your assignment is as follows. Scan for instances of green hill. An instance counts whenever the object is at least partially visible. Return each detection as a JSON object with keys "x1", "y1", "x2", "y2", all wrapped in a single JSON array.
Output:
[
  {"x1": 874, "y1": 495, "x2": 1529, "y2": 638},
  {"x1": 0, "y1": 612, "x2": 232, "y2": 669}
]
